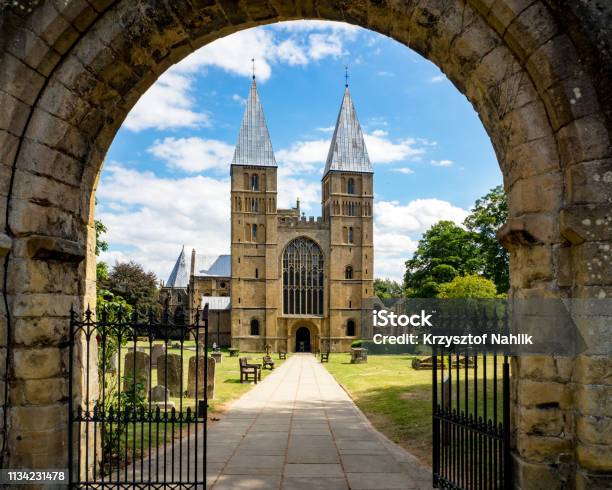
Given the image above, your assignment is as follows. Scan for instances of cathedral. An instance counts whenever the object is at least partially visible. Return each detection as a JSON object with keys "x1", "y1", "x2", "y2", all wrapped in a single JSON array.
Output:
[{"x1": 160, "y1": 77, "x2": 374, "y2": 353}]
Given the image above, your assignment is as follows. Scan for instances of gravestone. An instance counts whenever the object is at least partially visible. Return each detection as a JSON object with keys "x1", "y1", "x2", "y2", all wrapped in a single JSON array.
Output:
[
  {"x1": 150, "y1": 385, "x2": 170, "y2": 403},
  {"x1": 211, "y1": 352, "x2": 222, "y2": 364},
  {"x1": 157, "y1": 354, "x2": 182, "y2": 396},
  {"x1": 188, "y1": 356, "x2": 215, "y2": 399},
  {"x1": 151, "y1": 344, "x2": 166, "y2": 367},
  {"x1": 123, "y1": 351, "x2": 150, "y2": 392},
  {"x1": 108, "y1": 352, "x2": 118, "y2": 374}
]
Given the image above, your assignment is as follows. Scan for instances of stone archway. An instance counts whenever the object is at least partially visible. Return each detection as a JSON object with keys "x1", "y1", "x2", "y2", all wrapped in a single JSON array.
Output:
[
  {"x1": 295, "y1": 326, "x2": 311, "y2": 352},
  {"x1": 0, "y1": 1, "x2": 611, "y2": 487}
]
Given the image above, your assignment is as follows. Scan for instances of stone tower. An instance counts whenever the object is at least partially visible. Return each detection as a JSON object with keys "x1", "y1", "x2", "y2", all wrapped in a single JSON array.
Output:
[
  {"x1": 322, "y1": 85, "x2": 374, "y2": 344},
  {"x1": 230, "y1": 78, "x2": 278, "y2": 351}
]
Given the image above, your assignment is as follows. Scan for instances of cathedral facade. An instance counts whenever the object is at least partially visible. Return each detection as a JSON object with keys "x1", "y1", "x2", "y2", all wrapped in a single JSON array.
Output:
[{"x1": 161, "y1": 78, "x2": 374, "y2": 353}]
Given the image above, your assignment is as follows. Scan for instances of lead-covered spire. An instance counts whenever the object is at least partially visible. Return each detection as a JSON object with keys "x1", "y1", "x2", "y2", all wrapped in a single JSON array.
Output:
[
  {"x1": 231, "y1": 79, "x2": 277, "y2": 167},
  {"x1": 324, "y1": 86, "x2": 372, "y2": 176},
  {"x1": 166, "y1": 246, "x2": 189, "y2": 288}
]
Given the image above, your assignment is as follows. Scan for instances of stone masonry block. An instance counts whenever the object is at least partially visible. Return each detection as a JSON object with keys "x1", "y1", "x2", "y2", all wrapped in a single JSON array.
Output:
[
  {"x1": 576, "y1": 415, "x2": 612, "y2": 446},
  {"x1": 487, "y1": 0, "x2": 534, "y2": 35},
  {"x1": 0, "y1": 90, "x2": 31, "y2": 136},
  {"x1": 516, "y1": 406, "x2": 568, "y2": 437},
  {"x1": 576, "y1": 444, "x2": 612, "y2": 472},
  {"x1": 574, "y1": 241, "x2": 612, "y2": 286},
  {"x1": 516, "y1": 379, "x2": 572, "y2": 410},
  {"x1": 503, "y1": 1, "x2": 559, "y2": 62},
  {"x1": 13, "y1": 347, "x2": 63, "y2": 380},
  {"x1": 566, "y1": 159, "x2": 612, "y2": 205},
  {"x1": 516, "y1": 431, "x2": 572, "y2": 463},
  {"x1": 19, "y1": 139, "x2": 84, "y2": 188},
  {"x1": 575, "y1": 384, "x2": 612, "y2": 417},
  {"x1": 8, "y1": 199, "x2": 85, "y2": 239},
  {"x1": 557, "y1": 114, "x2": 611, "y2": 167},
  {"x1": 543, "y1": 77, "x2": 600, "y2": 132},
  {"x1": 11, "y1": 404, "x2": 66, "y2": 432},
  {"x1": 573, "y1": 356, "x2": 612, "y2": 385},
  {"x1": 10, "y1": 377, "x2": 67, "y2": 406},
  {"x1": 508, "y1": 173, "x2": 562, "y2": 216},
  {"x1": 7, "y1": 257, "x2": 80, "y2": 296},
  {"x1": 0, "y1": 52, "x2": 45, "y2": 106},
  {"x1": 527, "y1": 34, "x2": 582, "y2": 92},
  {"x1": 560, "y1": 205, "x2": 612, "y2": 245},
  {"x1": 5, "y1": 25, "x2": 61, "y2": 77}
]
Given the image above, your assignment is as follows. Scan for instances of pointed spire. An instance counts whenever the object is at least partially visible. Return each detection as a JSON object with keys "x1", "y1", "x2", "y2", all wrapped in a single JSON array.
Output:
[
  {"x1": 231, "y1": 79, "x2": 277, "y2": 167},
  {"x1": 324, "y1": 86, "x2": 372, "y2": 176},
  {"x1": 166, "y1": 246, "x2": 189, "y2": 288}
]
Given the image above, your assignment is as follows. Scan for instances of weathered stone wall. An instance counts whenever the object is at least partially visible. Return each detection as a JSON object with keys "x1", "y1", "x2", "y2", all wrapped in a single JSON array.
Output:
[{"x1": 0, "y1": 1, "x2": 610, "y2": 488}]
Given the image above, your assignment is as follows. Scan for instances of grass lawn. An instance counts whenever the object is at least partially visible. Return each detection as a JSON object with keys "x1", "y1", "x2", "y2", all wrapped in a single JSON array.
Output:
[
  {"x1": 324, "y1": 353, "x2": 505, "y2": 467},
  {"x1": 104, "y1": 347, "x2": 286, "y2": 464}
]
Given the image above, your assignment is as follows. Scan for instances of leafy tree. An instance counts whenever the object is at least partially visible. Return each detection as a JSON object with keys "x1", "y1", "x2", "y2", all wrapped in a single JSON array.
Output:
[
  {"x1": 373, "y1": 278, "x2": 404, "y2": 299},
  {"x1": 403, "y1": 221, "x2": 482, "y2": 297},
  {"x1": 104, "y1": 261, "x2": 159, "y2": 311},
  {"x1": 95, "y1": 218, "x2": 109, "y2": 283},
  {"x1": 463, "y1": 185, "x2": 509, "y2": 294},
  {"x1": 437, "y1": 274, "x2": 499, "y2": 299}
]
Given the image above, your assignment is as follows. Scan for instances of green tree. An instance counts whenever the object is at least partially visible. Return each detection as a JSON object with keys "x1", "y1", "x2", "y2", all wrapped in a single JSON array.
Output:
[
  {"x1": 105, "y1": 261, "x2": 159, "y2": 311},
  {"x1": 437, "y1": 274, "x2": 499, "y2": 298},
  {"x1": 463, "y1": 185, "x2": 509, "y2": 293},
  {"x1": 403, "y1": 221, "x2": 482, "y2": 297},
  {"x1": 373, "y1": 278, "x2": 404, "y2": 299},
  {"x1": 95, "y1": 219, "x2": 109, "y2": 282}
]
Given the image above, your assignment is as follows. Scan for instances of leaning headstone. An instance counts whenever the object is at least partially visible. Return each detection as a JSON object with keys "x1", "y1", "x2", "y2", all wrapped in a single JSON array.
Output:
[
  {"x1": 157, "y1": 354, "x2": 182, "y2": 396},
  {"x1": 151, "y1": 344, "x2": 166, "y2": 367},
  {"x1": 188, "y1": 356, "x2": 215, "y2": 399},
  {"x1": 123, "y1": 351, "x2": 150, "y2": 392},
  {"x1": 150, "y1": 385, "x2": 170, "y2": 402}
]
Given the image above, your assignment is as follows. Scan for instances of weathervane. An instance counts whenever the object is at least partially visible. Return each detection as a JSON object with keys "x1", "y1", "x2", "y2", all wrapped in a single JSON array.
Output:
[
  {"x1": 251, "y1": 58, "x2": 255, "y2": 80},
  {"x1": 344, "y1": 65, "x2": 349, "y2": 87}
]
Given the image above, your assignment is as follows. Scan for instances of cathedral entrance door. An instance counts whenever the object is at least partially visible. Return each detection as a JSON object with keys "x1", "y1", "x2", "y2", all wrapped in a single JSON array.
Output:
[{"x1": 295, "y1": 326, "x2": 311, "y2": 352}]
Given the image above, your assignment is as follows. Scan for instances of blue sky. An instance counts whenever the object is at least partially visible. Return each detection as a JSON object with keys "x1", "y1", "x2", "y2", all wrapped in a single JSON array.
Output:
[{"x1": 98, "y1": 21, "x2": 501, "y2": 282}]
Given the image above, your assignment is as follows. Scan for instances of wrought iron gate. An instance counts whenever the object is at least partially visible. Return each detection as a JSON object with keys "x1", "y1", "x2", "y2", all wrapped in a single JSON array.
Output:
[
  {"x1": 431, "y1": 307, "x2": 512, "y2": 490},
  {"x1": 68, "y1": 304, "x2": 209, "y2": 488}
]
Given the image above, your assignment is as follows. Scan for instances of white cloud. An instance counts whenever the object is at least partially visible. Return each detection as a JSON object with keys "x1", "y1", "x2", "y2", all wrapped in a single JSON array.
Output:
[
  {"x1": 373, "y1": 199, "x2": 468, "y2": 281},
  {"x1": 276, "y1": 139, "x2": 330, "y2": 174},
  {"x1": 364, "y1": 133, "x2": 425, "y2": 163},
  {"x1": 430, "y1": 74, "x2": 446, "y2": 83},
  {"x1": 148, "y1": 137, "x2": 235, "y2": 173},
  {"x1": 97, "y1": 164, "x2": 230, "y2": 280},
  {"x1": 430, "y1": 159, "x2": 453, "y2": 167},
  {"x1": 392, "y1": 167, "x2": 414, "y2": 175},
  {"x1": 316, "y1": 126, "x2": 335, "y2": 133},
  {"x1": 232, "y1": 93, "x2": 246, "y2": 105},
  {"x1": 123, "y1": 72, "x2": 209, "y2": 132},
  {"x1": 173, "y1": 21, "x2": 358, "y2": 82}
]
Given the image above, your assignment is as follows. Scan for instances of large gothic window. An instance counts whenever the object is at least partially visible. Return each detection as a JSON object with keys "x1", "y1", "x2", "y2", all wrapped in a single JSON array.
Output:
[{"x1": 283, "y1": 237, "x2": 324, "y2": 315}]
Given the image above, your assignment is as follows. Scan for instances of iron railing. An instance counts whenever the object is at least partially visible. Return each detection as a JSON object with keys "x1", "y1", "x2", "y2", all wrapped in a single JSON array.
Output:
[
  {"x1": 432, "y1": 308, "x2": 512, "y2": 489},
  {"x1": 68, "y1": 304, "x2": 209, "y2": 488}
]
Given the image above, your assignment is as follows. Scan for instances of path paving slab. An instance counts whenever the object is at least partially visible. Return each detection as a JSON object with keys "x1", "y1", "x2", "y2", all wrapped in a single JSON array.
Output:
[{"x1": 131, "y1": 353, "x2": 431, "y2": 488}]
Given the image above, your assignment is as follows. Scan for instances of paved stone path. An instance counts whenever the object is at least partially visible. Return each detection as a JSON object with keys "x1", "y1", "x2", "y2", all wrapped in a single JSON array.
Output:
[{"x1": 206, "y1": 353, "x2": 431, "y2": 489}]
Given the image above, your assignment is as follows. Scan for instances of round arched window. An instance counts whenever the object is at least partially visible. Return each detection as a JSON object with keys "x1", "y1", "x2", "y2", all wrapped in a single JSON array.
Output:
[
  {"x1": 347, "y1": 319, "x2": 356, "y2": 336},
  {"x1": 250, "y1": 318, "x2": 260, "y2": 336}
]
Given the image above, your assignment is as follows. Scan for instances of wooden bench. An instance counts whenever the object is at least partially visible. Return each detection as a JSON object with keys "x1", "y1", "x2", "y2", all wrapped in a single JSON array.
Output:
[
  {"x1": 278, "y1": 351, "x2": 287, "y2": 360},
  {"x1": 239, "y1": 357, "x2": 261, "y2": 383},
  {"x1": 262, "y1": 355, "x2": 275, "y2": 370},
  {"x1": 320, "y1": 351, "x2": 330, "y2": 363}
]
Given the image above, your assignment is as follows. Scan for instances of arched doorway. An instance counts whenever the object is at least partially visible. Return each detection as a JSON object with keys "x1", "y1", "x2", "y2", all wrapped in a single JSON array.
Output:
[
  {"x1": 295, "y1": 326, "x2": 311, "y2": 352},
  {"x1": 0, "y1": 2, "x2": 610, "y2": 486}
]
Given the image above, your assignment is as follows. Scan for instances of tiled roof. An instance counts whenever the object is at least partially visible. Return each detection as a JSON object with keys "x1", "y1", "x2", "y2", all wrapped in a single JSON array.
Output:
[
  {"x1": 324, "y1": 86, "x2": 373, "y2": 176},
  {"x1": 231, "y1": 79, "x2": 277, "y2": 167}
]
